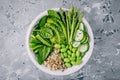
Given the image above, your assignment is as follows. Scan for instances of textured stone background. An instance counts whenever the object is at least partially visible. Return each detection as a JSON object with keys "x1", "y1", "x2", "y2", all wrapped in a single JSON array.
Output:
[{"x1": 0, "y1": 0, "x2": 120, "y2": 80}]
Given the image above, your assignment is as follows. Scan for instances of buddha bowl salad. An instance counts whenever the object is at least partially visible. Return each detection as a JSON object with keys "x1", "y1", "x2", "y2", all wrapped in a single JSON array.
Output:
[{"x1": 29, "y1": 6, "x2": 89, "y2": 71}]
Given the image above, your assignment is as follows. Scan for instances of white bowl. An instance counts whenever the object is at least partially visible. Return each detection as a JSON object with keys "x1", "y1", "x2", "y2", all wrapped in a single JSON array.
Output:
[{"x1": 26, "y1": 8, "x2": 94, "y2": 76}]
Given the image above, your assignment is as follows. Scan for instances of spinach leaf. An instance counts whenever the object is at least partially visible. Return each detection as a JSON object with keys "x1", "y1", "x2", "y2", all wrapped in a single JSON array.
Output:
[
  {"x1": 39, "y1": 27, "x2": 53, "y2": 39},
  {"x1": 37, "y1": 46, "x2": 52, "y2": 64},
  {"x1": 39, "y1": 15, "x2": 48, "y2": 27},
  {"x1": 48, "y1": 10, "x2": 60, "y2": 20}
]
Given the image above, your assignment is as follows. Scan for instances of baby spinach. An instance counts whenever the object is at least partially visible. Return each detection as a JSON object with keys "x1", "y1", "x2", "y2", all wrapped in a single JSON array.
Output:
[
  {"x1": 39, "y1": 15, "x2": 48, "y2": 27},
  {"x1": 39, "y1": 27, "x2": 53, "y2": 39}
]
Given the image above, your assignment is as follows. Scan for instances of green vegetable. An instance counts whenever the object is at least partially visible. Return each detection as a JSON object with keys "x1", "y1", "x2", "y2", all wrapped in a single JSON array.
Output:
[
  {"x1": 64, "y1": 58, "x2": 70, "y2": 62},
  {"x1": 76, "y1": 60, "x2": 82, "y2": 65},
  {"x1": 48, "y1": 10, "x2": 60, "y2": 20},
  {"x1": 39, "y1": 27, "x2": 53, "y2": 39},
  {"x1": 36, "y1": 34, "x2": 51, "y2": 46},
  {"x1": 54, "y1": 44, "x2": 61, "y2": 49},
  {"x1": 61, "y1": 48, "x2": 67, "y2": 52},
  {"x1": 63, "y1": 52, "x2": 67, "y2": 57},
  {"x1": 37, "y1": 46, "x2": 52, "y2": 64},
  {"x1": 45, "y1": 23, "x2": 61, "y2": 44},
  {"x1": 65, "y1": 62, "x2": 72, "y2": 68},
  {"x1": 39, "y1": 15, "x2": 47, "y2": 27},
  {"x1": 71, "y1": 61, "x2": 76, "y2": 65}
]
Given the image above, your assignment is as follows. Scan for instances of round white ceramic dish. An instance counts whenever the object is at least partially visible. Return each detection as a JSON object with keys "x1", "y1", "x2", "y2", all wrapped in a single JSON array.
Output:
[{"x1": 26, "y1": 8, "x2": 94, "y2": 76}]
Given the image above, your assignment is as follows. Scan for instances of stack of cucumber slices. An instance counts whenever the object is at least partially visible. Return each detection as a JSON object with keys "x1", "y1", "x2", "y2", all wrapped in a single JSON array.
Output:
[{"x1": 73, "y1": 22, "x2": 89, "y2": 53}]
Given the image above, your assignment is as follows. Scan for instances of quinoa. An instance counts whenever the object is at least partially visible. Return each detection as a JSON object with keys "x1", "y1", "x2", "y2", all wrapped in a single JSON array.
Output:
[{"x1": 44, "y1": 48, "x2": 66, "y2": 71}]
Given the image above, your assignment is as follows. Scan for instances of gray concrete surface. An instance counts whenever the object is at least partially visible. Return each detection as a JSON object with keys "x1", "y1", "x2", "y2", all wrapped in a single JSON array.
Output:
[{"x1": 0, "y1": 0, "x2": 120, "y2": 80}]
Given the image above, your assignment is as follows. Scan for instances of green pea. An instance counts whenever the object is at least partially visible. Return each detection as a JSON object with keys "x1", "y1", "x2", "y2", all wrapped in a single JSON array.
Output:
[
  {"x1": 76, "y1": 60, "x2": 82, "y2": 65},
  {"x1": 72, "y1": 48, "x2": 77, "y2": 53},
  {"x1": 64, "y1": 58, "x2": 70, "y2": 62},
  {"x1": 64, "y1": 52, "x2": 68, "y2": 58},
  {"x1": 71, "y1": 53, "x2": 76, "y2": 58},
  {"x1": 65, "y1": 62, "x2": 72, "y2": 68},
  {"x1": 70, "y1": 57, "x2": 76, "y2": 61},
  {"x1": 54, "y1": 44, "x2": 61, "y2": 49},
  {"x1": 76, "y1": 50, "x2": 80, "y2": 57},
  {"x1": 61, "y1": 48, "x2": 67, "y2": 52},
  {"x1": 61, "y1": 53, "x2": 64, "y2": 59},
  {"x1": 71, "y1": 61, "x2": 76, "y2": 65}
]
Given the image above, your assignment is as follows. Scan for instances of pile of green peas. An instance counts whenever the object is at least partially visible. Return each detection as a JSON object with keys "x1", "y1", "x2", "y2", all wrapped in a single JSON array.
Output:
[{"x1": 54, "y1": 44, "x2": 82, "y2": 68}]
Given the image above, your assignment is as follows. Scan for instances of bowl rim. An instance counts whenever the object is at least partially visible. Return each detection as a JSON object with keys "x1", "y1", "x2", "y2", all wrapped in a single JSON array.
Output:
[{"x1": 26, "y1": 8, "x2": 94, "y2": 76}]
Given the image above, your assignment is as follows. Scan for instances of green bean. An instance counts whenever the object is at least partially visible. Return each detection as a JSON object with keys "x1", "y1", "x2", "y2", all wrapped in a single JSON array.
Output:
[{"x1": 65, "y1": 62, "x2": 72, "y2": 68}]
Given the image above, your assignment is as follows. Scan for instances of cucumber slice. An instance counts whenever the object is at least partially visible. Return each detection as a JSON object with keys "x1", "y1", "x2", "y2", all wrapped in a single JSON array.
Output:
[
  {"x1": 73, "y1": 41, "x2": 80, "y2": 47},
  {"x1": 75, "y1": 30, "x2": 84, "y2": 41},
  {"x1": 78, "y1": 43, "x2": 89, "y2": 53},
  {"x1": 83, "y1": 34, "x2": 89, "y2": 44},
  {"x1": 80, "y1": 33, "x2": 89, "y2": 44},
  {"x1": 79, "y1": 23, "x2": 85, "y2": 31}
]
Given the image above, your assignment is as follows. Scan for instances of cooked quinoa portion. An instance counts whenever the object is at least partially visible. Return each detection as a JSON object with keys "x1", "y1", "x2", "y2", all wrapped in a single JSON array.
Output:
[{"x1": 44, "y1": 49, "x2": 66, "y2": 71}]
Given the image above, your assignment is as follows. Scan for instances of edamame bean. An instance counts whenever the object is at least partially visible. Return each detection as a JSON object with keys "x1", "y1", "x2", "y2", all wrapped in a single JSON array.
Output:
[
  {"x1": 71, "y1": 53, "x2": 76, "y2": 58},
  {"x1": 67, "y1": 50, "x2": 71, "y2": 55},
  {"x1": 66, "y1": 45, "x2": 69, "y2": 49},
  {"x1": 72, "y1": 48, "x2": 76, "y2": 53},
  {"x1": 65, "y1": 62, "x2": 72, "y2": 68},
  {"x1": 61, "y1": 45, "x2": 65, "y2": 48},
  {"x1": 54, "y1": 44, "x2": 60, "y2": 49},
  {"x1": 76, "y1": 60, "x2": 82, "y2": 65},
  {"x1": 64, "y1": 58, "x2": 70, "y2": 62},
  {"x1": 69, "y1": 45, "x2": 72, "y2": 50},
  {"x1": 61, "y1": 53, "x2": 64, "y2": 59},
  {"x1": 61, "y1": 48, "x2": 67, "y2": 52},
  {"x1": 68, "y1": 55, "x2": 71, "y2": 58},
  {"x1": 76, "y1": 50, "x2": 80, "y2": 57},
  {"x1": 77, "y1": 56, "x2": 81, "y2": 60},
  {"x1": 71, "y1": 61, "x2": 76, "y2": 65},
  {"x1": 70, "y1": 57, "x2": 76, "y2": 61},
  {"x1": 64, "y1": 52, "x2": 67, "y2": 57}
]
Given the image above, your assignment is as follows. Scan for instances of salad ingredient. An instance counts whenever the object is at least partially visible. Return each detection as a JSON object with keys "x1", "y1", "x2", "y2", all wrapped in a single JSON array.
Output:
[
  {"x1": 44, "y1": 49, "x2": 66, "y2": 71},
  {"x1": 39, "y1": 27, "x2": 53, "y2": 39}
]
